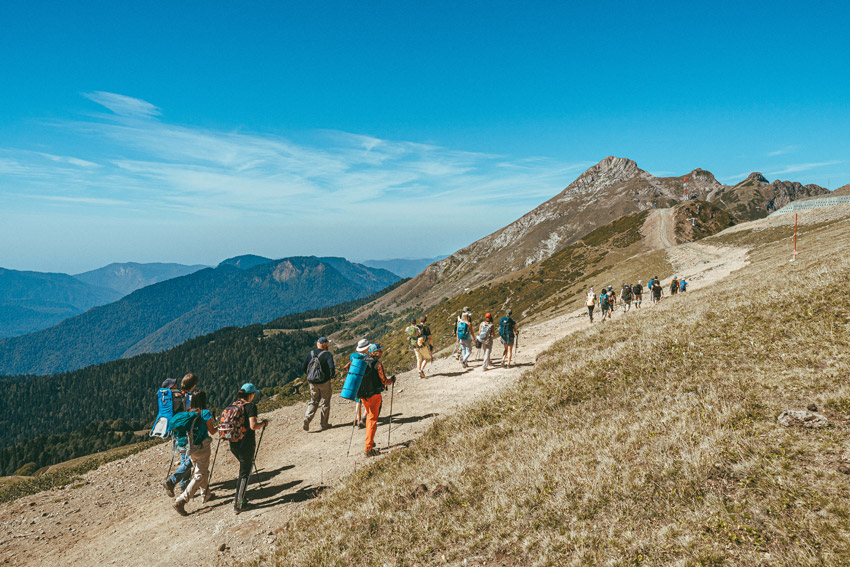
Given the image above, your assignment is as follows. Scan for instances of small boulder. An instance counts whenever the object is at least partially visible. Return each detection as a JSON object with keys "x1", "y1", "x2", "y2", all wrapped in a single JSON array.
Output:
[
  {"x1": 807, "y1": 403, "x2": 818, "y2": 412},
  {"x1": 778, "y1": 409, "x2": 829, "y2": 428}
]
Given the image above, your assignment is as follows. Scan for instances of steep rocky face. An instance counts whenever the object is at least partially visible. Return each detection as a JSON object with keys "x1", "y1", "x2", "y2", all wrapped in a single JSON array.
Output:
[{"x1": 714, "y1": 172, "x2": 828, "y2": 221}]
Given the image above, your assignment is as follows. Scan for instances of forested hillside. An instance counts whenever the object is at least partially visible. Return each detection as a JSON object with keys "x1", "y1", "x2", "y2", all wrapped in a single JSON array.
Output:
[
  {"x1": 0, "y1": 256, "x2": 399, "y2": 376},
  {"x1": 0, "y1": 283, "x2": 405, "y2": 476}
]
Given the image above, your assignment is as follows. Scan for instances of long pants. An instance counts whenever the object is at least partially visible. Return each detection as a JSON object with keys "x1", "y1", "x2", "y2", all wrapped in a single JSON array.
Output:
[
  {"x1": 481, "y1": 339, "x2": 493, "y2": 369},
  {"x1": 305, "y1": 381, "x2": 332, "y2": 428},
  {"x1": 176, "y1": 438, "x2": 212, "y2": 503},
  {"x1": 362, "y1": 393, "x2": 382, "y2": 452},
  {"x1": 460, "y1": 339, "x2": 472, "y2": 364},
  {"x1": 169, "y1": 452, "x2": 193, "y2": 490},
  {"x1": 229, "y1": 438, "x2": 256, "y2": 507}
]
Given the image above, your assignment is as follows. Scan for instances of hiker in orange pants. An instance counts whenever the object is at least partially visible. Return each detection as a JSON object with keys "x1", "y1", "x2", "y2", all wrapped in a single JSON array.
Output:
[{"x1": 358, "y1": 343, "x2": 395, "y2": 457}]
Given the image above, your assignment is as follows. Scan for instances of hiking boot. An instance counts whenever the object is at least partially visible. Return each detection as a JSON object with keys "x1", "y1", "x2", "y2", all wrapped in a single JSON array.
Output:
[
  {"x1": 418, "y1": 370, "x2": 425, "y2": 379},
  {"x1": 162, "y1": 479, "x2": 175, "y2": 498},
  {"x1": 364, "y1": 448, "x2": 381, "y2": 457},
  {"x1": 320, "y1": 425, "x2": 331, "y2": 431},
  {"x1": 356, "y1": 420, "x2": 366, "y2": 429},
  {"x1": 173, "y1": 500, "x2": 188, "y2": 516},
  {"x1": 302, "y1": 419, "x2": 310, "y2": 432}
]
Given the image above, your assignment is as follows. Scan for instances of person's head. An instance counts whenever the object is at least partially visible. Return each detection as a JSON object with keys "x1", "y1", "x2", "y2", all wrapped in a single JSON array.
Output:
[
  {"x1": 506, "y1": 309, "x2": 512, "y2": 316},
  {"x1": 356, "y1": 338, "x2": 370, "y2": 353},
  {"x1": 638, "y1": 280, "x2": 642, "y2": 284},
  {"x1": 238, "y1": 383, "x2": 260, "y2": 402},
  {"x1": 317, "y1": 336, "x2": 330, "y2": 350},
  {"x1": 410, "y1": 319, "x2": 417, "y2": 326},
  {"x1": 420, "y1": 315, "x2": 427, "y2": 324},
  {"x1": 485, "y1": 312, "x2": 492, "y2": 322},
  {"x1": 462, "y1": 306, "x2": 470, "y2": 313},
  {"x1": 191, "y1": 390, "x2": 207, "y2": 412},
  {"x1": 368, "y1": 343, "x2": 384, "y2": 359},
  {"x1": 181, "y1": 373, "x2": 198, "y2": 392}
]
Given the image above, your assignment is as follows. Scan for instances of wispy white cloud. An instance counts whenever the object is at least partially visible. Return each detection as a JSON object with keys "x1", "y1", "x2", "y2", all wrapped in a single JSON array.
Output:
[
  {"x1": 767, "y1": 145, "x2": 797, "y2": 157},
  {"x1": 83, "y1": 91, "x2": 161, "y2": 118},
  {"x1": 768, "y1": 161, "x2": 842, "y2": 176}
]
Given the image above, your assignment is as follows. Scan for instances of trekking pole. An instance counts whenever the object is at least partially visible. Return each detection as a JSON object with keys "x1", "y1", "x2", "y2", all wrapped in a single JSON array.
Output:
[
  {"x1": 165, "y1": 436, "x2": 176, "y2": 479},
  {"x1": 249, "y1": 426, "x2": 267, "y2": 496},
  {"x1": 386, "y1": 379, "x2": 395, "y2": 449},
  {"x1": 346, "y1": 402, "x2": 359, "y2": 457},
  {"x1": 204, "y1": 437, "x2": 222, "y2": 502}
]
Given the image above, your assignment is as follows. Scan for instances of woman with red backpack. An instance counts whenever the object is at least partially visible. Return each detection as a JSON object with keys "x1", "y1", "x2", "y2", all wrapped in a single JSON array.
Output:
[{"x1": 220, "y1": 383, "x2": 268, "y2": 514}]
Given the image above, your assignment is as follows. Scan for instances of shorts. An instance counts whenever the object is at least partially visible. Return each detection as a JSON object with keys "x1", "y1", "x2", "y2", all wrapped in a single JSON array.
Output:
[
  {"x1": 414, "y1": 345, "x2": 432, "y2": 364},
  {"x1": 501, "y1": 336, "x2": 515, "y2": 346}
]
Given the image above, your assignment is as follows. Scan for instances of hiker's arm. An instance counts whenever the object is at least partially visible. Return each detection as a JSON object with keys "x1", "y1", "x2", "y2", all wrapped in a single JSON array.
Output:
[
  {"x1": 326, "y1": 353, "x2": 336, "y2": 381},
  {"x1": 205, "y1": 417, "x2": 217, "y2": 435},
  {"x1": 249, "y1": 416, "x2": 268, "y2": 430}
]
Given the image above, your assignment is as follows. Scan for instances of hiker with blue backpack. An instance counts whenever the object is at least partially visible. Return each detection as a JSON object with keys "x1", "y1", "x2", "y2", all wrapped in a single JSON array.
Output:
[
  {"x1": 171, "y1": 390, "x2": 218, "y2": 516},
  {"x1": 302, "y1": 336, "x2": 336, "y2": 432},
  {"x1": 161, "y1": 373, "x2": 199, "y2": 498},
  {"x1": 498, "y1": 309, "x2": 518, "y2": 368},
  {"x1": 220, "y1": 383, "x2": 268, "y2": 514},
  {"x1": 679, "y1": 279, "x2": 688, "y2": 292},
  {"x1": 457, "y1": 312, "x2": 474, "y2": 368}
]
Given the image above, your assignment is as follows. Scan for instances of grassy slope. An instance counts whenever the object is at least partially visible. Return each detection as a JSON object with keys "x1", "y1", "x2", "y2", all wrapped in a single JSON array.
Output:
[{"x1": 262, "y1": 214, "x2": 850, "y2": 566}]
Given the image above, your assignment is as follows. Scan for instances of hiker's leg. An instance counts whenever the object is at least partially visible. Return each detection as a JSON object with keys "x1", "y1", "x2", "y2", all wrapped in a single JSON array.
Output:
[
  {"x1": 362, "y1": 394, "x2": 382, "y2": 452},
  {"x1": 305, "y1": 383, "x2": 322, "y2": 424},
  {"x1": 318, "y1": 380, "x2": 333, "y2": 428},
  {"x1": 172, "y1": 452, "x2": 193, "y2": 490},
  {"x1": 236, "y1": 440, "x2": 255, "y2": 505},
  {"x1": 461, "y1": 341, "x2": 471, "y2": 364},
  {"x1": 177, "y1": 439, "x2": 211, "y2": 503},
  {"x1": 482, "y1": 341, "x2": 492, "y2": 369},
  {"x1": 414, "y1": 347, "x2": 423, "y2": 370}
]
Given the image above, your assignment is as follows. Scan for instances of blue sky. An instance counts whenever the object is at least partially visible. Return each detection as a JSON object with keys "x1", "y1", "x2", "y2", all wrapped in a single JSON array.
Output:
[{"x1": 1, "y1": 1, "x2": 849, "y2": 273}]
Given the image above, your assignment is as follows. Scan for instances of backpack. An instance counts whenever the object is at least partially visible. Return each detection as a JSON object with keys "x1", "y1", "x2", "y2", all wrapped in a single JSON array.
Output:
[
  {"x1": 478, "y1": 322, "x2": 492, "y2": 342},
  {"x1": 457, "y1": 321, "x2": 470, "y2": 340},
  {"x1": 406, "y1": 324, "x2": 422, "y2": 346},
  {"x1": 150, "y1": 380, "x2": 185, "y2": 438},
  {"x1": 499, "y1": 316, "x2": 514, "y2": 339},
  {"x1": 622, "y1": 287, "x2": 632, "y2": 301},
  {"x1": 219, "y1": 400, "x2": 248, "y2": 442},
  {"x1": 632, "y1": 284, "x2": 642, "y2": 295},
  {"x1": 680, "y1": 280, "x2": 687, "y2": 291},
  {"x1": 416, "y1": 324, "x2": 428, "y2": 348},
  {"x1": 168, "y1": 411, "x2": 200, "y2": 453},
  {"x1": 305, "y1": 350, "x2": 328, "y2": 384}
]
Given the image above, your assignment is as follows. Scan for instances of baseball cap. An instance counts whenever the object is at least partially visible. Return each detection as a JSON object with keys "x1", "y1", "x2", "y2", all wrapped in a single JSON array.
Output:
[
  {"x1": 368, "y1": 343, "x2": 383, "y2": 353},
  {"x1": 240, "y1": 383, "x2": 259, "y2": 395},
  {"x1": 317, "y1": 336, "x2": 329, "y2": 344}
]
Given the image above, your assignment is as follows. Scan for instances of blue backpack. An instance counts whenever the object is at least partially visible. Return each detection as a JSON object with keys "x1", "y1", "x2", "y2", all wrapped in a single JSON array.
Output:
[
  {"x1": 150, "y1": 379, "x2": 185, "y2": 438},
  {"x1": 499, "y1": 316, "x2": 515, "y2": 339},
  {"x1": 457, "y1": 321, "x2": 470, "y2": 340}
]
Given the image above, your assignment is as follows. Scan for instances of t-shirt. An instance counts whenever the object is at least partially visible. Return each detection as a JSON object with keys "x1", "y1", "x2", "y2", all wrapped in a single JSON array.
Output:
[
  {"x1": 240, "y1": 401, "x2": 259, "y2": 444},
  {"x1": 418, "y1": 324, "x2": 432, "y2": 347}
]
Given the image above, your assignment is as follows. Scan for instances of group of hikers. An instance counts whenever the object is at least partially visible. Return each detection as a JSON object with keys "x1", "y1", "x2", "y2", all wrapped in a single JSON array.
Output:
[
  {"x1": 585, "y1": 276, "x2": 688, "y2": 323},
  {"x1": 154, "y1": 308, "x2": 520, "y2": 517}
]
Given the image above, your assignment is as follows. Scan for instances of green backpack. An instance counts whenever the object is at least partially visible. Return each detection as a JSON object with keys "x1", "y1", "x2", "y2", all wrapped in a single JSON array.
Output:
[{"x1": 168, "y1": 411, "x2": 200, "y2": 452}]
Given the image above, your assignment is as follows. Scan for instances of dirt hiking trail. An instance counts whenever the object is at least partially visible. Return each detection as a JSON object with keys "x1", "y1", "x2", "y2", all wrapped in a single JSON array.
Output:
[{"x1": 0, "y1": 242, "x2": 748, "y2": 567}]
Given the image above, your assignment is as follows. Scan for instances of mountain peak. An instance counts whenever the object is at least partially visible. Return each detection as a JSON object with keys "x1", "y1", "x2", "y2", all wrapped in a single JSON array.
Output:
[
  {"x1": 218, "y1": 254, "x2": 273, "y2": 270},
  {"x1": 593, "y1": 156, "x2": 640, "y2": 176},
  {"x1": 687, "y1": 168, "x2": 717, "y2": 182},
  {"x1": 743, "y1": 172, "x2": 769, "y2": 184}
]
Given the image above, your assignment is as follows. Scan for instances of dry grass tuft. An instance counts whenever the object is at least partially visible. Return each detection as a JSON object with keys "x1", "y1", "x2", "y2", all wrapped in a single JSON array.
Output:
[{"x1": 261, "y1": 214, "x2": 850, "y2": 566}]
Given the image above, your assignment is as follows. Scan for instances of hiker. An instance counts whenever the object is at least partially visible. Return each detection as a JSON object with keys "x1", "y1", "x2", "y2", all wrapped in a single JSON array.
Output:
[
  {"x1": 498, "y1": 309, "x2": 518, "y2": 368},
  {"x1": 457, "y1": 312, "x2": 474, "y2": 368},
  {"x1": 223, "y1": 383, "x2": 268, "y2": 513},
  {"x1": 415, "y1": 316, "x2": 433, "y2": 378},
  {"x1": 163, "y1": 373, "x2": 199, "y2": 497},
  {"x1": 599, "y1": 288, "x2": 610, "y2": 322},
  {"x1": 680, "y1": 279, "x2": 688, "y2": 292},
  {"x1": 454, "y1": 307, "x2": 471, "y2": 360},
  {"x1": 632, "y1": 280, "x2": 643, "y2": 309},
  {"x1": 359, "y1": 344, "x2": 395, "y2": 457},
  {"x1": 172, "y1": 390, "x2": 218, "y2": 515},
  {"x1": 670, "y1": 277, "x2": 679, "y2": 295},
  {"x1": 586, "y1": 287, "x2": 596, "y2": 323},
  {"x1": 607, "y1": 286, "x2": 617, "y2": 316},
  {"x1": 652, "y1": 277, "x2": 663, "y2": 303},
  {"x1": 621, "y1": 283, "x2": 632, "y2": 312},
  {"x1": 478, "y1": 313, "x2": 495, "y2": 370},
  {"x1": 302, "y1": 336, "x2": 336, "y2": 432}
]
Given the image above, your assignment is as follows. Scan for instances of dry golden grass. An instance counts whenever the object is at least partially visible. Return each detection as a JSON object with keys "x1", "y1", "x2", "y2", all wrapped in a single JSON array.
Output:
[{"x1": 259, "y1": 214, "x2": 850, "y2": 566}]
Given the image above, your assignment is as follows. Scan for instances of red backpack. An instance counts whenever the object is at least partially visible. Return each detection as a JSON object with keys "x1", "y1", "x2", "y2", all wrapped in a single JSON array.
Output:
[{"x1": 218, "y1": 399, "x2": 247, "y2": 442}]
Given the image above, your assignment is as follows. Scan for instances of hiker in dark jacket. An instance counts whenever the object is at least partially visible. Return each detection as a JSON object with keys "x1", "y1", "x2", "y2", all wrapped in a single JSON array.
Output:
[
  {"x1": 302, "y1": 337, "x2": 336, "y2": 432},
  {"x1": 359, "y1": 344, "x2": 395, "y2": 457},
  {"x1": 173, "y1": 390, "x2": 218, "y2": 515},
  {"x1": 163, "y1": 373, "x2": 199, "y2": 498},
  {"x1": 226, "y1": 383, "x2": 268, "y2": 513},
  {"x1": 499, "y1": 310, "x2": 518, "y2": 368}
]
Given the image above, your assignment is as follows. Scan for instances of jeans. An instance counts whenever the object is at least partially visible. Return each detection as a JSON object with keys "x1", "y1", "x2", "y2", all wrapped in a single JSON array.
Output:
[
  {"x1": 481, "y1": 339, "x2": 493, "y2": 369},
  {"x1": 169, "y1": 452, "x2": 193, "y2": 490},
  {"x1": 460, "y1": 339, "x2": 472, "y2": 364}
]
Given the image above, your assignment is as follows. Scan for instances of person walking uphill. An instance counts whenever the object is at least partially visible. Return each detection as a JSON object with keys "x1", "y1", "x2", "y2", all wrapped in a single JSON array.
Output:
[
  {"x1": 220, "y1": 383, "x2": 268, "y2": 514},
  {"x1": 359, "y1": 344, "x2": 395, "y2": 457},
  {"x1": 163, "y1": 373, "x2": 199, "y2": 497},
  {"x1": 302, "y1": 336, "x2": 336, "y2": 432},
  {"x1": 457, "y1": 312, "x2": 474, "y2": 368},
  {"x1": 478, "y1": 313, "x2": 496, "y2": 370},
  {"x1": 586, "y1": 287, "x2": 597, "y2": 323},
  {"x1": 172, "y1": 390, "x2": 218, "y2": 516},
  {"x1": 415, "y1": 316, "x2": 433, "y2": 378},
  {"x1": 499, "y1": 309, "x2": 518, "y2": 368}
]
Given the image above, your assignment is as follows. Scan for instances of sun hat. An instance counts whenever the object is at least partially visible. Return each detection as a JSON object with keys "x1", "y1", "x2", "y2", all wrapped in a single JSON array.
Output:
[
  {"x1": 240, "y1": 383, "x2": 259, "y2": 395},
  {"x1": 356, "y1": 339, "x2": 370, "y2": 353}
]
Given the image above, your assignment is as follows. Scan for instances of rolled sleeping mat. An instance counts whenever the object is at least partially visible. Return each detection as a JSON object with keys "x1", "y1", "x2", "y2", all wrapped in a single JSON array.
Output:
[{"x1": 340, "y1": 353, "x2": 368, "y2": 400}]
